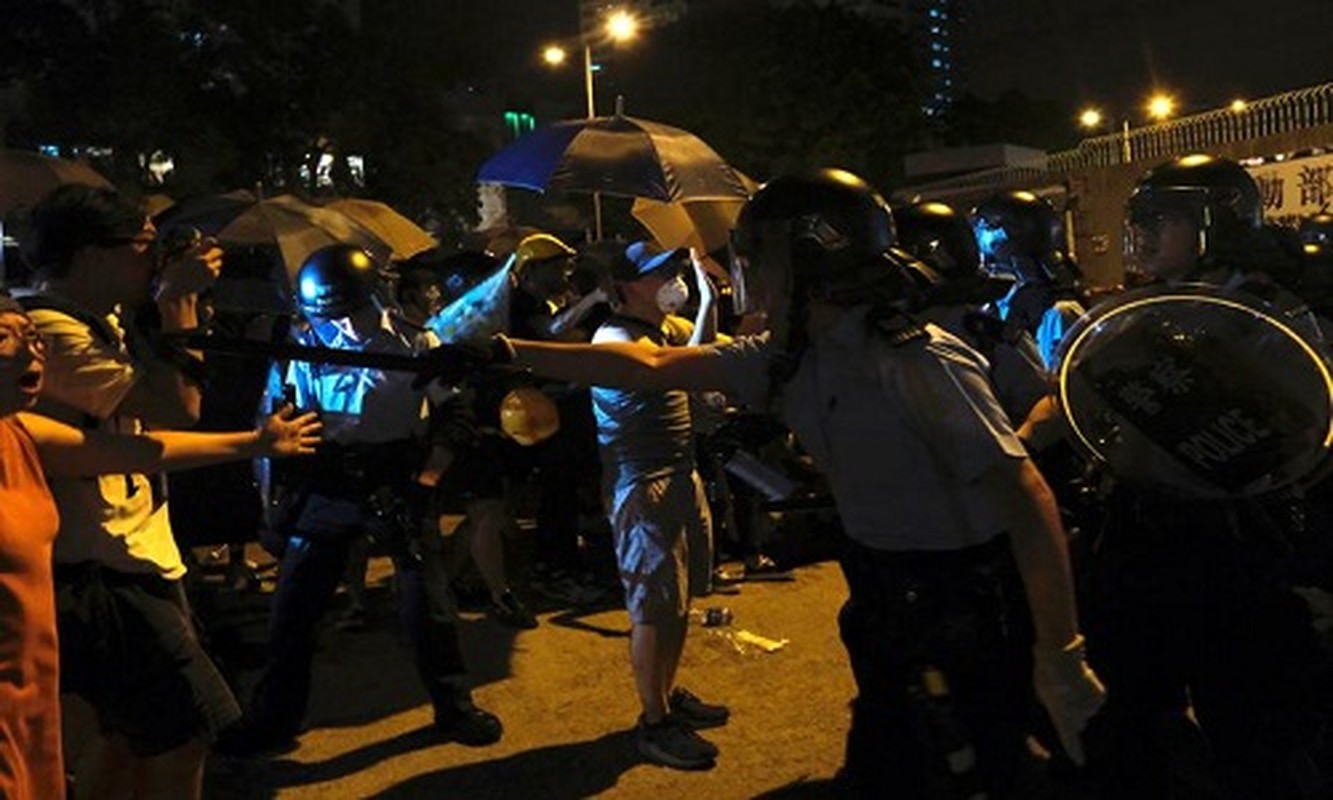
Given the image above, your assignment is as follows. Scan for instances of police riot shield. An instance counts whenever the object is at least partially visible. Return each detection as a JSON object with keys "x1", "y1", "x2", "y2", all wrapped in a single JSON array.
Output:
[{"x1": 1057, "y1": 284, "x2": 1333, "y2": 498}]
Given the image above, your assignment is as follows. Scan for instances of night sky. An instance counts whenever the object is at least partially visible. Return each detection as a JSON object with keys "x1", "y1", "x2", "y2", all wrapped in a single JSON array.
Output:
[
  {"x1": 960, "y1": 0, "x2": 1332, "y2": 116},
  {"x1": 466, "y1": 0, "x2": 1330, "y2": 123}
]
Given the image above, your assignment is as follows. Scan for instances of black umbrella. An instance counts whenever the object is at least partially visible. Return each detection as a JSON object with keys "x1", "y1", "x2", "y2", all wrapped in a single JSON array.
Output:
[{"x1": 476, "y1": 107, "x2": 750, "y2": 203}]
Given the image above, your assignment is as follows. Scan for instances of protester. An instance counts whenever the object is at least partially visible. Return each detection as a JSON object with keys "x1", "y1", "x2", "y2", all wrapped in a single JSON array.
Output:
[
  {"x1": 589, "y1": 241, "x2": 729, "y2": 769},
  {"x1": 16, "y1": 184, "x2": 242, "y2": 799},
  {"x1": 223, "y1": 245, "x2": 502, "y2": 757},
  {"x1": 399, "y1": 266, "x2": 536, "y2": 629},
  {"x1": 482, "y1": 170, "x2": 1104, "y2": 795},
  {"x1": 0, "y1": 293, "x2": 319, "y2": 800}
]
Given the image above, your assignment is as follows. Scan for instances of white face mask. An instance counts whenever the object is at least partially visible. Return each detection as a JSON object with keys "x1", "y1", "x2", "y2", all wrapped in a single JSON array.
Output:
[{"x1": 655, "y1": 275, "x2": 690, "y2": 314}]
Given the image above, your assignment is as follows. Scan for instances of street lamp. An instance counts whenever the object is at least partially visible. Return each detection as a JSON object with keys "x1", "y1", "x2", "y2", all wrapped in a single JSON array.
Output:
[
  {"x1": 1146, "y1": 93, "x2": 1176, "y2": 122},
  {"x1": 541, "y1": 6, "x2": 642, "y2": 239},
  {"x1": 1077, "y1": 92, "x2": 1183, "y2": 164},
  {"x1": 541, "y1": 6, "x2": 641, "y2": 119}
]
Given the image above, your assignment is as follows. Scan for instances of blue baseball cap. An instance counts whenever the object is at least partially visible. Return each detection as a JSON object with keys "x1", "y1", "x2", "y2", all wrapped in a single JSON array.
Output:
[{"x1": 613, "y1": 240, "x2": 687, "y2": 281}]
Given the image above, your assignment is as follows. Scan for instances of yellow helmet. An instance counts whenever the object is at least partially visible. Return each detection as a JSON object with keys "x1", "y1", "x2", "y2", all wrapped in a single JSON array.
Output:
[
  {"x1": 513, "y1": 233, "x2": 575, "y2": 272},
  {"x1": 499, "y1": 386, "x2": 561, "y2": 446}
]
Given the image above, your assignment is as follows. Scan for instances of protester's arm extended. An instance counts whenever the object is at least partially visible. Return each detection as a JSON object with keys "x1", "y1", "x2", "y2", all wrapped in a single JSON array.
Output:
[
  {"x1": 505, "y1": 335, "x2": 733, "y2": 393},
  {"x1": 21, "y1": 405, "x2": 321, "y2": 478}
]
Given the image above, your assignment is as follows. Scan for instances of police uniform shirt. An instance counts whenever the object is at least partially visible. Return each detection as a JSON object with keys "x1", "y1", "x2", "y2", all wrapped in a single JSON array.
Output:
[
  {"x1": 26, "y1": 304, "x2": 186, "y2": 578},
  {"x1": 921, "y1": 303, "x2": 1051, "y2": 425},
  {"x1": 712, "y1": 306, "x2": 1028, "y2": 552},
  {"x1": 284, "y1": 310, "x2": 431, "y2": 446}
]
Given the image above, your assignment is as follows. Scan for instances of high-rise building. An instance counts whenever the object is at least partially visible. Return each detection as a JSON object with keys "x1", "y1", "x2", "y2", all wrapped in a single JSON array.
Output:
[{"x1": 764, "y1": 0, "x2": 967, "y2": 116}]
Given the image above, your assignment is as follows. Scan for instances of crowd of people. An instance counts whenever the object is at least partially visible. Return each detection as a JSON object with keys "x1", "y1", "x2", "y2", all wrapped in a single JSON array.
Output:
[{"x1": 1, "y1": 150, "x2": 1332, "y2": 798}]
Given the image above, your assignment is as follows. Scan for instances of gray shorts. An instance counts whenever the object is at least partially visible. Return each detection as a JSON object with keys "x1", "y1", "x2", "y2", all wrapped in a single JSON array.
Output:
[{"x1": 608, "y1": 471, "x2": 713, "y2": 624}]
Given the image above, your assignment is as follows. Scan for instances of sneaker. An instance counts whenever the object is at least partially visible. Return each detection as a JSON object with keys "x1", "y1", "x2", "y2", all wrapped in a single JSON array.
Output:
[
  {"x1": 636, "y1": 716, "x2": 718, "y2": 770},
  {"x1": 434, "y1": 698, "x2": 503, "y2": 746},
  {"x1": 490, "y1": 591, "x2": 539, "y2": 629},
  {"x1": 669, "y1": 687, "x2": 730, "y2": 729}
]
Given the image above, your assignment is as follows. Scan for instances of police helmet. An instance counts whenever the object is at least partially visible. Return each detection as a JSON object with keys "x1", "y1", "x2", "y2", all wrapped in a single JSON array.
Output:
[
  {"x1": 970, "y1": 191, "x2": 1064, "y2": 279},
  {"x1": 1126, "y1": 154, "x2": 1262, "y2": 264},
  {"x1": 295, "y1": 244, "x2": 379, "y2": 319},
  {"x1": 730, "y1": 169, "x2": 911, "y2": 314},
  {"x1": 892, "y1": 200, "x2": 981, "y2": 281}
]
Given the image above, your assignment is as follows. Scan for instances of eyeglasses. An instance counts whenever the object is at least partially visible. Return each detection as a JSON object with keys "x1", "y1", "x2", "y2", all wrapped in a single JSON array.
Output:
[{"x1": 0, "y1": 324, "x2": 47, "y2": 357}]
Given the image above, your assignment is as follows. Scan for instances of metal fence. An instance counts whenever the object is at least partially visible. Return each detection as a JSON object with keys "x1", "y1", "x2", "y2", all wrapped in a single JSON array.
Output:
[
  {"x1": 1050, "y1": 82, "x2": 1333, "y2": 172},
  {"x1": 901, "y1": 83, "x2": 1333, "y2": 201}
]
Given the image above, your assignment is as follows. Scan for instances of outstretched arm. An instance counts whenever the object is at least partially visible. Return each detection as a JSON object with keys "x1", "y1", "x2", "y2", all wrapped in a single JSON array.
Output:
[
  {"x1": 23, "y1": 405, "x2": 321, "y2": 478},
  {"x1": 505, "y1": 335, "x2": 734, "y2": 394}
]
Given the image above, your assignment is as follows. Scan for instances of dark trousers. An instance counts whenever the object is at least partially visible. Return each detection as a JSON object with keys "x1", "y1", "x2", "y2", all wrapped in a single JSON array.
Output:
[
  {"x1": 249, "y1": 528, "x2": 467, "y2": 736},
  {"x1": 836, "y1": 534, "x2": 1036, "y2": 799},
  {"x1": 1084, "y1": 496, "x2": 1333, "y2": 799}
]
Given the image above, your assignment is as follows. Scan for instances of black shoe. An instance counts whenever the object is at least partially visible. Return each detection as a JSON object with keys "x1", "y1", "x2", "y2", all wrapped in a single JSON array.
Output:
[
  {"x1": 490, "y1": 590, "x2": 538, "y2": 629},
  {"x1": 212, "y1": 720, "x2": 300, "y2": 759},
  {"x1": 669, "y1": 687, "x2": 730, "y2": 729},
  {"x1": 434, "y1": 698, "x2": 503, "y2": 746},
  {"x1": 636, "y1": 715, "x2": 717, "y2": 770}
]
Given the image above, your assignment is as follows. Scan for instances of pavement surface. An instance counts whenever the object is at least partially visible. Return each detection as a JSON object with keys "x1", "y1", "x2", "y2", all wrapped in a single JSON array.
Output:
[{"x1": 200, "y1": 554, "x2": 855, "y2": 799}]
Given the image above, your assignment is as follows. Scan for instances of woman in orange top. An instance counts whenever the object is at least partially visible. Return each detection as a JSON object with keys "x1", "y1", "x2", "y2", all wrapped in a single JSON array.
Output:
[{"x1": 0, "y1": 295, "x2": 320, "y2": 799}]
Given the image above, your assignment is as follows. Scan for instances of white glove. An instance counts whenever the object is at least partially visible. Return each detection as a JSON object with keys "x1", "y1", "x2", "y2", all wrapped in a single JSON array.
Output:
[{"x1": 1033, "y1": 634, "x2": 1105, "y2": 766}]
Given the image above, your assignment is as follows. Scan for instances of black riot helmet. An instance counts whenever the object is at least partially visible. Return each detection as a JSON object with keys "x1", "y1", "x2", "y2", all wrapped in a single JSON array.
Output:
[
  {"x1": 295, "y1": 244, "x2": 379, "y2": 320},
  {"x1": 970, "y1": 190, "x2": 1065, "y2": 282},
  {"x1": 892, "y1": 200, "x2": 982, "y2": 281},
  {"x1": 730, "y1": 168, "x2": 928, "y2": 316},
  {"x1": 1125, "y1": 154, "x2": 1263, "y2": 272}
]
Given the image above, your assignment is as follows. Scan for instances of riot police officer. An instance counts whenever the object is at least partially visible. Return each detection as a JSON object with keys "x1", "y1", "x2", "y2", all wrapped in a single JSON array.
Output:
[
  {"x1": 1079, "y1": 154, "x2": 1333, "y2": 797},
  {"x1": 971, "y1": 190, "x2": 1086, "y2": 369},
  {"x1": 220, "y1": 245, "x2": 502, "y2": 756},
  {"x1": 496, "y1": 170, "x2": 1105, "y2": 796},
  {"x1": 895, "y1": 200, "x2": 1050, "y2": 425}
]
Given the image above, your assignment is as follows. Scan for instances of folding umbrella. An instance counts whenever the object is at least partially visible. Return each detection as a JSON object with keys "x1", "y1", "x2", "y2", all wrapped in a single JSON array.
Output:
[
  {"x1": 0, "y1": 150, "x2": 114, "y2": 214},
  {"x1": 158, "y1": 193, "x2": 392, "y2": 281},
  {"x1": 477, "y1": 111, "x2": 750, "y2": 203},
  {"x1": 321, "y1": 198, "x2": 437, "y2": 261}
]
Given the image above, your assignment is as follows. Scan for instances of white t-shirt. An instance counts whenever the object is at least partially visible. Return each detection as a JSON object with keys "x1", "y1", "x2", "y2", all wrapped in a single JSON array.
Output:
[{"x1": 28, "y1": 306, "x2": 186, "y2": 578}]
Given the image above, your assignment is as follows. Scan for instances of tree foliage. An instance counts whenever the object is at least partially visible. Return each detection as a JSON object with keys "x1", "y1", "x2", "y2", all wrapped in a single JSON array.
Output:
[
  {"x1": 2, "y1": 0, "x2": 488, "y2": 236},
  {"x1": 610, "y1": 0, "x2": 931, "y2": 187}
]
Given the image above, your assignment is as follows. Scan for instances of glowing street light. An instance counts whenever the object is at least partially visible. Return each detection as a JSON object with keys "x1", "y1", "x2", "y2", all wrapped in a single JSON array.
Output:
[
  {"x1": 1078, "y1": 108, "x2": 1104, "y2": 130},
  {"x1": 542, "y1": 45, "x2": 568, "y2": 66},
  {"x1": 539, "y1": 5, "x2": 645, "y2": 239},
  {"x1": 605, "y1": 9, "x2": 640, "y2": 43},
  {"x1": 1230, "y1": 98, "x2": 1248, "y2": 113},
  {"x1": 1146, "y1": 93, "x2": 1176, "y2": 121}
]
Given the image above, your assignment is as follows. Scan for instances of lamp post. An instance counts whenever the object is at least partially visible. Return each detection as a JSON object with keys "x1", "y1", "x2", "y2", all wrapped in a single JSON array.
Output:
[
  {"x1": 1078, "y1": 91, "x2": 1178, "y2": 164},
  {"x1": 542, "y1": 6, "x2": 640, "y2": 239}
]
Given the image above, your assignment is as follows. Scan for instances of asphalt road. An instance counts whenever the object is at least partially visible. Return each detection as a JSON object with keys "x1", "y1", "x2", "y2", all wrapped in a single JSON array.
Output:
[{"x1": 201, "y1": 557, "x2": 855, "y2": 799}]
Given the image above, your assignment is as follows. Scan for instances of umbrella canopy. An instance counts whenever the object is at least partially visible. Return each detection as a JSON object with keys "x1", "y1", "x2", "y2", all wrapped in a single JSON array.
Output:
[
  {"x1": 159, "y1": 192, "x2": 391, "y2": 281},
  {"x1": 477, "y1": 112, "x2": 750, "y2": 203},
  {"x1": 631, "y1": 197, "x2": 746, "y2": 265},
  {"x1": 0, "y1": 149, "x2": 114, "y2": 215},
  {"x1": 218, "y1": 195, "x2": 391, "y2": 281},
  {"x1": 321, "y1": 198, "x2": 437, "y2": 261}
]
